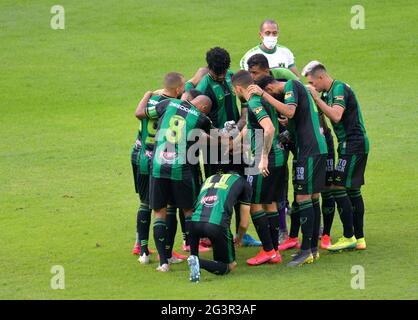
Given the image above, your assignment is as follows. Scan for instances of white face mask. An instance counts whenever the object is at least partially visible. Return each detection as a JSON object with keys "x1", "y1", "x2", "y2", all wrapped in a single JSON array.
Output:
[{"x1": 263, "y1": 36, "x2": 278, "y2": 50}]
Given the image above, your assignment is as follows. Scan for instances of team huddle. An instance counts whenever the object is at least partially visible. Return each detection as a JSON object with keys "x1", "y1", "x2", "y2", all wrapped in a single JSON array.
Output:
[{"x1": 130, "y1": 19, "x2": 370, "y2": 282}]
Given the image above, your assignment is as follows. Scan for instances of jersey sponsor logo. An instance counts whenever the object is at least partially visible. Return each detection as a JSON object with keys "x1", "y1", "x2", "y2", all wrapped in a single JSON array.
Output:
[
  {"x1": 144, "y1": 150, "x2": 153, "y2": 158},
  {"x1": 285, "y1": 91, "x2": 293, "y2": 100},
  {"x1": 160, "y1": 151, "x2": 177, "y2": 164},
  {"x1": 171, "y1": 102, "x2": 199, "y2": 116},
  {"x1": 254, "y1": 107, "x2": 263, "y2": 115},
  {"x1": 149, "y1": 100, "x2": 159, "y2": 105},
  {"x1": 200, "y1": 195, "x2": 219, "y2": 207},
  {"x1": 334, "y1": 95, "x2": 344, "y2": 100}
]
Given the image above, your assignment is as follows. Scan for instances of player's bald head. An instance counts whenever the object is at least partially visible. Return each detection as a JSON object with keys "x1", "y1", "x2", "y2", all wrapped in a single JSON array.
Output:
[
  {"x1": 164, "y1": 72, "x2": 185, "y2": 89},
  {"x1": 259, "y1": 19, "x2": 278, "y2": 32},
  {"x1": 191, "y1": 95, "x2": 212, "y2": 114}
]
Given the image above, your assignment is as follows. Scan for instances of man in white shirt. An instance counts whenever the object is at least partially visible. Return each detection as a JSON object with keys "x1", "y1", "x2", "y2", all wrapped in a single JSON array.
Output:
[{"x1": 240, "y1": 19, "x2": 300, "y2": 77}]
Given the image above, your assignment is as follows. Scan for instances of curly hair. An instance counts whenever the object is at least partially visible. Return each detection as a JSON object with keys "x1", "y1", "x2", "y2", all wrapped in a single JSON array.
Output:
[{"x1": 206, "y1": 47, "x2": 231, "y2": 76}]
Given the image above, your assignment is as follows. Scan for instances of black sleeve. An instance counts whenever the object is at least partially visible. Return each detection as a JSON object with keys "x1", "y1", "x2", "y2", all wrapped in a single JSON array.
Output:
[
  {"x1": 199, "y1": 115, "x2": 213, "y2": 134},
  {"x1": 155, "y1": 100, "x2": 170, "y2": 117}
]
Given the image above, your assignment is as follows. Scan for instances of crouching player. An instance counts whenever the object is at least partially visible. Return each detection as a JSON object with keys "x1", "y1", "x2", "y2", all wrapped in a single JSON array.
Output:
[{"x1": 188, "y1": 172, "x2": 251, "y2": 282}]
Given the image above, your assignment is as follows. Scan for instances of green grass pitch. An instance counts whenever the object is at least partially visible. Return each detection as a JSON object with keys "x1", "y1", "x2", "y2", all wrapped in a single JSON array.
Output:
[{"x1": 0, "y1": 0, "x2": 417, "y2": 299}]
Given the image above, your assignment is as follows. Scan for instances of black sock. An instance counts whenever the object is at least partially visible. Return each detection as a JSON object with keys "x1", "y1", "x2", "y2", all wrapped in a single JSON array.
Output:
[
  {"x1": 251, "y1": 211, "x2": 273, "y2": 252},
  {"x1": 153, "y1": 218, "x2": 168, "y2": 265},
  {"x1": 165, "y1": 207, "x2": 178, "y2": 259},
  {"x1": 138, "y1": 203, "x2": 151, "y2": 255},
  {"x1": 234, "y1": 203, "x2": 241, "y2": 234},
  {"x1": 289, "y1": 202, "x2": 300, "y2": 238},
  {"x1": 185, "y1": 216, "x2": 191, "y2": 247},
  {"x1": 321, "y1": 191, "x2": 335, "y2": 236},
  {"x1": 333, "y1": 190, "x2": 354, "y2": 238},
  {"x1": 298, "y1": 200, "x2": 314, "y2": 250},
  {"x1": 199, "y1": 258, "x2": 229, "y2": 275},
  {"x1": 348, "y1": 189, "x2": 365, "y2": 239},
  {"x1": 311, "y1": 199, "x2": 321, "y2": 250},
  {"x1": 178, "y1": 209, "x2": 186, "y2": 243},
  {"x1": 267, "y1": 211, "x2": 280, "y2": 250}
]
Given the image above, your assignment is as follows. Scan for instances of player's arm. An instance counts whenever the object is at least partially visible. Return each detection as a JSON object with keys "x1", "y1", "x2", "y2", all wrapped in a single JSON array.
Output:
[
  {"x1": 247, "y1": 85, "x2": 296, "y2": 118},
  {"x1": 258, "y1": 116, "x2": 275, "y2": 177},
  {"x1": 236, "y1": 204, "x2": 250, "y2": 246},
  {"x1": 187, "y1": 67, "x2": 209, "y2": 88},
  {"x1": 306, "y1": 85, "x2": 344, "y2": 123},
  {"x1": 236, "y1": 179, "x2": 252, "y2": 246},
  {"x1": 135, "y1": 91, "x2": 153, "y2": 119},
  {"x1": 236, "y1": 106, "x2": 247, "y2": 131}
]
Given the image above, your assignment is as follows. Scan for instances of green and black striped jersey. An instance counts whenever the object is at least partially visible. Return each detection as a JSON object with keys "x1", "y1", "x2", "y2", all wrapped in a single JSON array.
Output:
[
  {"x1": 284, "y1": 80, "x2": 328, "y2": 158},
  {"x1": 321, "y1": 80, "x2": 369, "y2": 155},
  {"x1": 195, "y1": 70, "x2": 243, "y2": 128},
  {"x1": 192, "y1": 174, "x2": 252, "y2": 228},
  {"x1": 148, "y1": 99, "x2": 212, "y2": 180},
  {"x1": 247, "y1": 95, "x2": 285, "y2": 167},
  {"x1": 131, "y1": 94, "x2": 173, "y2": 174}
]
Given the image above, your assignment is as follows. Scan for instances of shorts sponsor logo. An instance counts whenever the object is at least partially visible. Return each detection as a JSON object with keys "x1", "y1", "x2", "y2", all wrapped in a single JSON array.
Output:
[
  {"x1": 296, "y1": 167, "x2": 304, "y2": 180},
  {"x1": 201, "y1": 195, "x2": 219, "y2": 207},
  {"x1": 326, "y1": 159, "x2": 334, "y2": 172},
  {"x1": 335, "y1": 159, "x2": 347, "y2": 172}
]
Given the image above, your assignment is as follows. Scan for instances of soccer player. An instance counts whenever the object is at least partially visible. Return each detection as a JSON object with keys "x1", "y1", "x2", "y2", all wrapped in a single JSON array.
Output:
[
  {"x1": 195, "y1": 47, "x2": 261, "y2": 247},
  {"x1": 247, "y1": 53, "x2": 298, "y2": 244},
  {"x1": 303, "y1": 61, "x2": 369, "y2": 251},
  {"x1": 247, "y1": 53, "x2": 299, "y2": 82},
  {"x1": 187, "y1": 172, "x2": 251, "y2": 282},
  {"x1": 232, "y1": 70, "x2": 286, "y2": 266},
  {"x1": 138, "y1": 94, "x2": 213, "y2": 272},
  {"x1": 249, "y1": 75, "x2": 328, "y2": 266},
  {"x1": 132, "y1": 72, "x2": 185, "y2": 262},
  {"x1": 240, "y1": 19, "x2": 300, "y2": 77},
  {"x1": 319, "y1": 114, "x2": 336, "y2": 249}
]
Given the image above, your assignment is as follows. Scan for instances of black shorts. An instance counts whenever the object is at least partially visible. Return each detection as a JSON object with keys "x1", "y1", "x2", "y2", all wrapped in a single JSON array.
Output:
[
  {"x1": 324, "y1": 130, "x2": 335, "y2": 187},
  {"x1": 333, "y1": 153, "x2": 368, "y2": 189},
  {"x1": 293, "y1": 154, "x2": 327, "y2": 195},
  {"x1": 131, "y1": 145, "x2": 141, "y2": 193},
  {"x1": 189, "y1": 222, "x2": 235, "y2": 264},
  {"x1": 149, "y1": 175, "x2": 200, "y2": 210},
  {"x1": 137, "y1": 173, "x2": 150, "y2": 203},
  {"x1": 131, "y1": 162, "x2": 139, "y2": 194},
  {"x1": 246, "y1": 166, "x2": 285, "y2": 204}
]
